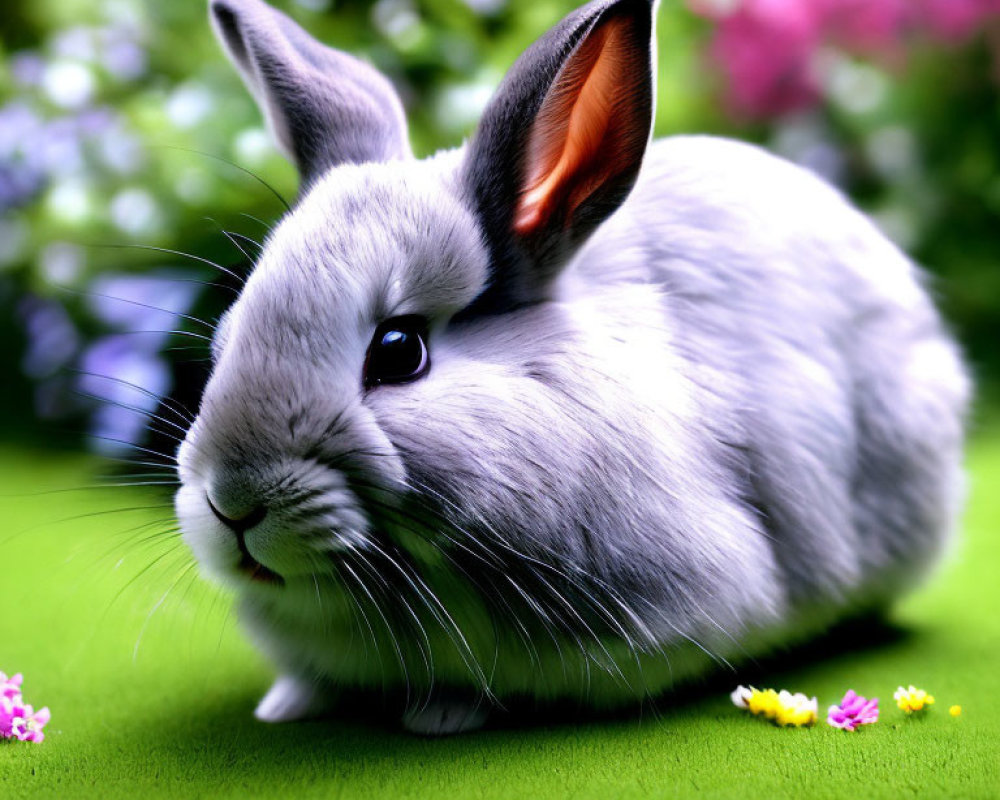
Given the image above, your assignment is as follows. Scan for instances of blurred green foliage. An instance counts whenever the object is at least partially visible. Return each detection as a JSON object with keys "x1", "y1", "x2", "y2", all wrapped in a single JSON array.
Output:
[
  {"x1": 0, "y1": 0, "x2": 997, "y2": 451},
  {"x1": 819, "y1": 42, "x2": 1000, "y2": 408}
]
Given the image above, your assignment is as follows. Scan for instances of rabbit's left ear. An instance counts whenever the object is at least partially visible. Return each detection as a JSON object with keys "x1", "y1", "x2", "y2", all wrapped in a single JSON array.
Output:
[
  {"x1": 210, "y1": 0, "x2": 411, "y2": 188},
  {"x1": 462, "y1": 0, "x2": 656, "y2": 310}
]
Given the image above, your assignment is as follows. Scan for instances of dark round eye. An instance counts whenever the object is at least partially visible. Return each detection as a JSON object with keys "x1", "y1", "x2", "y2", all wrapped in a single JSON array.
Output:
[{"x1": 363, "y1": 315, "x2": 431, "y2": 390}]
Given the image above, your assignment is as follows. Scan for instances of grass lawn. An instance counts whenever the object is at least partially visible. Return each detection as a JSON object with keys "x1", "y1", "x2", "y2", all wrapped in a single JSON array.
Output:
[{"x1": 1, "y1": 426, "x2": 998, "y2": 800}]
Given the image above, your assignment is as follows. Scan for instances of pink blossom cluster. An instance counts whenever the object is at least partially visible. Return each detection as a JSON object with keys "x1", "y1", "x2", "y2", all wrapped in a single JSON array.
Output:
[
  {"x1": 827, "y1": 689, "x2": 879, "y2": 731},
  {"x1": 689, "y1": 0, "x2": 1000, "y2": 116},
  {"x1": 1, "y1": 671, "x2": 50, "y2": 744}
]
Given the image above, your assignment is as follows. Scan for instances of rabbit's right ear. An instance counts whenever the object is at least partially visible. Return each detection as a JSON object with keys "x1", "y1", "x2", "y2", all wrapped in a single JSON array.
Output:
[
  {"x1": 462, "y1": 0, "x2": 656, "y2": 312},
  {"x1": 209, "y1": 0, "x2": 411, "y2": 188}
]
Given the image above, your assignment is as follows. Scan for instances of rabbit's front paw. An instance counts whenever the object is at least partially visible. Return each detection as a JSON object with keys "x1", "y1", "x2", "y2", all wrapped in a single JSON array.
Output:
[{"x1": 254, "y1": 675, "x2": 336, "y2": 723}]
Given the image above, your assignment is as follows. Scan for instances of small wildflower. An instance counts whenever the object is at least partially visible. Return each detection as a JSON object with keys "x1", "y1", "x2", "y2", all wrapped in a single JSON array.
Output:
[
  {"x1": 0, "y1": 696, "x2": 16, "y2": 738},
  {"x1": 774, "y1": 690, "x2": 818, "y2": 727},
  {"x1": 10, "y1": 704, "x2": 50, "y2": 743},
  {"x1": 730, "y1": 685, "x2": 752, "y2": 709},
  {"x1": 731, "y1": 686, "x2": 816, "y2": 726},
  {"x1": 746, "y1": 687, "x2": 781, "y2": 719},
  {"x1": 949, "y1": 705, "x2": 962, "y2": 717},
  {"x1": 0, "y1": 669, "x2": 49, "y2": 743},
  {"x1": 827, "y1": 690, "x2": 879, "y2": 731},
  {"x1": 894, "y1": 685, "x2": 934, "y2": 713},
  {"x1": 0, "y1": 672, "x2": 23, "y2": 701}
]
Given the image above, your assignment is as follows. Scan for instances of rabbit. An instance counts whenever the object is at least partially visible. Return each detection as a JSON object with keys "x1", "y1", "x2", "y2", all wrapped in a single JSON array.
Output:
[{"x1": 174, "y1": 0, "x2": 970, "y2": 735}]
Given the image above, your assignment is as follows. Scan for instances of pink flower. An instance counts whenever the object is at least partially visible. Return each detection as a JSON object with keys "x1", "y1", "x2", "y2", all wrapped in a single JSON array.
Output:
[
  {"x1": 700, "y1": 0, "x2": 827, "y2": 116},
  {"x1": 918, "y1": 0, "x2": 1000, "y2": 41},
  {"x1": 0, "y1": 696, "x2": 16, "y2": 738},
  {"x1": 0, "y1": 671, "x2": 24, "y2": 701},
  {"x1": 1, "y1": 696, "x2": 50, "y2": 743},
  {"x1": 11, "y1": 704, "x2": 51, "y2": 743},
  {"x1": 0, "y1": 670, "x2": 50, "y2": 743},
  {"x1": 689, "y1": 0, "x2": 1000, "y2": 118},
  {"x1": 827, "y1": 689, "x2": 879, "y2": 731},
  {"x1": 826, "y1": 0, "x2": 908, "y2": 52}
]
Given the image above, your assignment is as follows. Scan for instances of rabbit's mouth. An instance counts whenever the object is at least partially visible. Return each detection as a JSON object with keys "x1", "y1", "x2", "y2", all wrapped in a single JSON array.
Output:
[{"x1": 237, "y1": 546, "x2": 284, "y2": 586}]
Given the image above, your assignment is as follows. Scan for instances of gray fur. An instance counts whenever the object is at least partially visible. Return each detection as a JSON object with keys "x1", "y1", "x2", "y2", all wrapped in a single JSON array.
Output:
[
  {"x1": 177, "y1": 0, "x2": 969, "y2": 734},
  {"x1": 210, "y1": 0, "x2": 410, "y2": 186}
]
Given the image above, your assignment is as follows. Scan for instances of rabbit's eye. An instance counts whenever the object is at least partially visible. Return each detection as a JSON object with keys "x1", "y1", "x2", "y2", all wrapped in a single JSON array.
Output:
[{"x1": 363, "y1": 315, "x2": 430, "y2": 389}]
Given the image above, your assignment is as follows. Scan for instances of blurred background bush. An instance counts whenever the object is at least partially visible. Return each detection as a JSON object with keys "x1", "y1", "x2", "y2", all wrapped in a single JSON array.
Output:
[{"x1": 0, "y1": 0, "x2": 998, "y2": 458}]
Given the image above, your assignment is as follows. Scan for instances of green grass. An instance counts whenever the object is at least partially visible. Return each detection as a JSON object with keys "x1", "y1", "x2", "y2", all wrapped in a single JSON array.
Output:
[{"x1": 2, "y1": 431, "x2": 999, "y2": 800}]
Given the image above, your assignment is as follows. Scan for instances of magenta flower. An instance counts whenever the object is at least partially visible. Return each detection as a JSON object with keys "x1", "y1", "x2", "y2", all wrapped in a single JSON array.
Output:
[
  {"x1": 689, "y1": 0, "x2": 1000, "y2": 118},
  {"x1": 699, "y1": 0, "x2": 825, "y2": 117},
  {"x1": 827, "y1": 689, "x2": 879, "y2": 731},
  {"x1": 0, "y1": 670, "x2": 50, "y2": 743},
  {"x1": 825, "y1": 0, "x2": 908, "y2": 53},
  {"x1": 11, "y1": 703, "x2": 51, "y2": 743},
  {"x1": 0, "y1": 696, "x2": 16, "y2": 738},
  {"x1": 0, "y1": 671, "x2": 24, "y2": 701}
]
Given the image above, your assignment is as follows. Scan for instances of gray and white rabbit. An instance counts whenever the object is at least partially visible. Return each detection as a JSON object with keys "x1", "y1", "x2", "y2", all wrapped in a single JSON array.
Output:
[{"x1": 174, "y1": 0, "x2": 970, "y2": 734}]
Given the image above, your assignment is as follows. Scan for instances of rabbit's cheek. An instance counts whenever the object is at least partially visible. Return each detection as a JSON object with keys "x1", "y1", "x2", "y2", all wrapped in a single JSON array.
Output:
[{"x1": 176, "y1": 482, "x2": 240, "y2": 582}]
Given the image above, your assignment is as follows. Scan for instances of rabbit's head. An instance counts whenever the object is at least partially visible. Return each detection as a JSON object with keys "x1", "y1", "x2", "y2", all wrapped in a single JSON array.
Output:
[{"x1": 175, "y1": 0, "x2": 714, "y2": 656}]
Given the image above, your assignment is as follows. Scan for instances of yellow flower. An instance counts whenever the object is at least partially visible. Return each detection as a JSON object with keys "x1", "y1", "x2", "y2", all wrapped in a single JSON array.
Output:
[
  {"x1": 734, "y1": 686, "x2": 817, "y2": 726},
  {"x1": 774, "y1": 690, "x2": 818, "y2": 727},
  {"x1": 894, "y1": 685, "x2": 935, "y2": 713},
  {"x1": 746, "y1": 688, "x2": 781, "y2": 719},
  {"x1": 949, "y1": 705, "x2": 962, "y2": 717}
]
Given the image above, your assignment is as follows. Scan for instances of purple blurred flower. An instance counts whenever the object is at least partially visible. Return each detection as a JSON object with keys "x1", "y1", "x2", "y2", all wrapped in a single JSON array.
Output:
[
  {"x1": 18, "y1": 295, "x2": 80, "y2": 379},
  {"x1": 0, "y1": 103, "x2": 46, "y2": 208},
  {"x1": 0, "y1": 165, "x2": 44, "y2": 210},
  {"x1": 96, "y1": 24, "x2": 149, "y2": 82},
  {"x1": 88, "y1": 274, "x2": 198, "y2": 336},
  {"x1": 76, "y1": 106, "x2": 116, "y2": 136},
  {"x1": 101, "y1": 37, "x2": 148, "y2": 81},
  {"x1": 79, "y1": 335, "x2": 172, "y2": 453},
  {"x1": 36, "y1": 117, "x2": 87, "y2": 176},
  {"x1": 0, "y1": 102, "x2": 43, "y2": 159},
  {"x1": 9, "y1": 52, "x2": 46, "y2": 88},
  {"x1": 52, "y1": 26, "x2": 98, "y2": 61},
  {"x1": 15, "y1": 273, "x2": 199, "y2": 451},
  {"x1": 827, "y1": 689, "x2": 879, "y2": 731}
]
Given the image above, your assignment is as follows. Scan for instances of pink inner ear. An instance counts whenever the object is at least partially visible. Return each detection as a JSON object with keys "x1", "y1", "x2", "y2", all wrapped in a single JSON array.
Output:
[{"x1": 514, "y1": 15, "x2": 645, "y2": 236}]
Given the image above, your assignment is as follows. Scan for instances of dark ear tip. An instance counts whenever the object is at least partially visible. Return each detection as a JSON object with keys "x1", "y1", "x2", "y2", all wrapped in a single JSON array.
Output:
[
  {"x1": 209, "y1": 0, "x2": 262, "y2": 64},
  {"x1": 209, "y1": 0, "x2": 234, "y2": 16},
  {"x1": 209, "y1": 0, "x2": 239, "y2": 29},
  {"x1": 209, "y1": 0, "x2": 264, "y2": 26},
  {"x1": 611, "y1": 0, "x2": 657, "y2": 23},
  {"x1": 604, "y1": 0, "x2": 657, "y2": 25}
]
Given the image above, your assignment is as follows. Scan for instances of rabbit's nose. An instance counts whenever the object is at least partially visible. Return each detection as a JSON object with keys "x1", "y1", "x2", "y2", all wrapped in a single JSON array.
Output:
[{"x1": 206, "y1": 494, "x2": 267, "y2": 536}]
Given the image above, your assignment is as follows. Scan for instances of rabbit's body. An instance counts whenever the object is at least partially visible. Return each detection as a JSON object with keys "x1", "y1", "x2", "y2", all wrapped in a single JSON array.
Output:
[
  {"x1": 231, "y1": 135, "x2": 966, "y2": 714},
  {"x1": 576, "y1": 133, "x2": 967, "y2": 613},
  {"x1": 177, "y1": 0, "x2": 968, "y2": 733}
]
